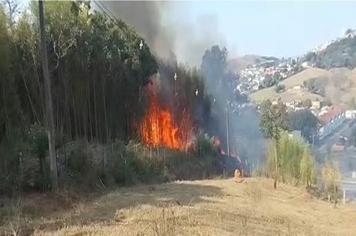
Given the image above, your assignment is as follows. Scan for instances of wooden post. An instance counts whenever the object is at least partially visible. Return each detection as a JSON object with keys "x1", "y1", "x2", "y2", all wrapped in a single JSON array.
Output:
[{"x1": 343, "y1": 189, "x2": 346, "y2": 205}]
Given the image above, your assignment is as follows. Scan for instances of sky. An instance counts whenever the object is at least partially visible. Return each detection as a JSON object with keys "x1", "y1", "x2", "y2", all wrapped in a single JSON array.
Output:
[
  {"x1": 15, "y1": 0, "x2": 356, "y2": 61},
  {"x1": 169, "y1": 1, "x2": 356, "y2": 58}
]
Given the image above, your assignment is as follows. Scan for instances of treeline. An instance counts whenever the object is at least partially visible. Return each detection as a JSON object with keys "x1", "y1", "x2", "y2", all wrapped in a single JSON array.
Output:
[
  {"x1": 304, "y1": 31, "x2": 356, "y2": 69},
  {"x1": 0, "y1": 1, "x2": 215, "y2": 193},
  {"x1": 259, "y1": 99, "x2": 342, "y2": 204}
]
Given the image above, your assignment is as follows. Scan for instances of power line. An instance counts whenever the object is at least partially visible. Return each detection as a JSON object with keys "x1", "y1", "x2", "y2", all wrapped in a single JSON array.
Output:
[{"x1": 92, "y1": 1, "x2": 119, "y2": 23}]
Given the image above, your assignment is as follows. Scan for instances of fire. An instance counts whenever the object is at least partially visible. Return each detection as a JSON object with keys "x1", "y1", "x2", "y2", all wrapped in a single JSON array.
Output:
[{"x1": 139, "y1": 82, "x2": 192, "y2": 151}]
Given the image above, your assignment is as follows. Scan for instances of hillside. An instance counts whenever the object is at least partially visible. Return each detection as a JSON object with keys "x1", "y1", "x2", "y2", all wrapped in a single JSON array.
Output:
[
  {"x1": 250, "y1": 67, "x2": 356, "y2": 106},
  {"x1": 228, "y1": 55, "x2": 279, "y2": 73},
  {"x1": 2, "y1": 178, "x2": 356, "y2": 235},
  {"x1": 304, "y1": 30, "x2": 356, "y2": 69},
  {"x1": 250, "y1": 68, "x2": 330, "y2": 103}
]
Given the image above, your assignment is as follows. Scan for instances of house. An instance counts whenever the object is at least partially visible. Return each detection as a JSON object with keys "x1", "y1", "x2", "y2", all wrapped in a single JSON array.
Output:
[
  {"x1": 345, "y1": 110, "x2": 356, "y2": 119},
  {"x1": 311, "y1": 101, "x2": 321, "y2": 110},
  {"x1": 318, "y1": 106, "x2": 346, "y2": 140},
  {"x1": 302, "y1": 61, "x2": 312, "y2": 68}
]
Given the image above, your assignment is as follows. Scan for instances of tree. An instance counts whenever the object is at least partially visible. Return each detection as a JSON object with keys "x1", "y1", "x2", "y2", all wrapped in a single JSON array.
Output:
[
  {"x1": 288, "y1": 109, "x2": 319, "y2": 143},
  {"x1": 303, "y1": 78, "x2": 325, "y2": 96},
  {"x1": 200, "y1": 45, "x2": 227, "y2": 97},
  {"x1": 3, "y1": 0, "x2": 19, "y2": 28},
  {"x1": 265, "y1": 132, "x2": 315, "y2": 187},
  {"x1": 38, "y1": 0, "x2": 58, "y2": 190},
  {"x1": 259, "y1": 99, "x2": 288, "y2": 189}
]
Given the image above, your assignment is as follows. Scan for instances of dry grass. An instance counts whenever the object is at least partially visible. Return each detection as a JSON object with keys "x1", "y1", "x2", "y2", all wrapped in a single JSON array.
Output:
[
  {"x1": 250, "y1": 67, "x2": 356, "y2": 107},
  {"x1": 1, "y1": 178, "x2": 356, "y2": 235},
  {"x1": 250, "y1": 68, "x2": 330, "y2": 103}
]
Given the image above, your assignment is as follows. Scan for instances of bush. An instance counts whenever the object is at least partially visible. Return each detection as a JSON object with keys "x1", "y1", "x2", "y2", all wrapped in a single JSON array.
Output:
[
  {"x1": 2, "y1": 131, "x2": 225, "y2": 192},
  {"x1": 274, "y1": 84, "x2": 286, "y2": 93},
  {"x1": 265, "y1": 132, "x2": 316, "y2": 186},
  {"x1": 321, "y1": 161, "x2": 341, "y2": 206},
  {"x1": 300, "y1": 149, "x2": 315, "y2": 187},
  {"x1": 0, "y1": 125, "x2": 49, "y2": 193}
]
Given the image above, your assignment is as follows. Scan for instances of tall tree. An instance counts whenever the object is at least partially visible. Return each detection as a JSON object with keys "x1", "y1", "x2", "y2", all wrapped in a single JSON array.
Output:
[
  {"x1": 260, "y1": 99, "x2": 288, "y2": 188},
  {"x1": 38, "y1": 0, "x2": 58, "y2": 190}
]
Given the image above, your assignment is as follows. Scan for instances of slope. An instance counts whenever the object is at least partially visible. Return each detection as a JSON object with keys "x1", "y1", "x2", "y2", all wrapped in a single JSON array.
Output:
[
  {"x1": 250, "y1": 68, "x2": 330, "y2": 103},
  {"x1": 2, "y1": 178, "x2": 356, "y2": 235}
]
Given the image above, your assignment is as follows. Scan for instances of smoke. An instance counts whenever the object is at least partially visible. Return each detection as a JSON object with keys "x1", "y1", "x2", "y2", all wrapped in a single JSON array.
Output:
[
  {"x1": 102, "y1": 1, "x2": 266, "y2": 170},
  {"x1": 101, "y1": 1, "x2": 174, "y2": 60},
  {"x1": 230, "y1": 106, "x2": 266, "y2": 170},
  {"x1": 102, "y1": 1, "x2": 225, "y2": 66},
  {"x1": 174, "y1": 14, "x2": 226, "y2": 67}
]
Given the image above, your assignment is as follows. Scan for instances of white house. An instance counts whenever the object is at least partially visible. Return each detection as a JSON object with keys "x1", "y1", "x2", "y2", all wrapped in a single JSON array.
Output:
[{"x1": 345, "y1": 110, "x2": 356, "y2": 119}]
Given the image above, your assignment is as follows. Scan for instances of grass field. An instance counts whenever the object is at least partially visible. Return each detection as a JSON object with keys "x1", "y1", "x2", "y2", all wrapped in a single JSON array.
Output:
[{"x1": 1, "y1": 178, "x2": 356, "y2": 235}]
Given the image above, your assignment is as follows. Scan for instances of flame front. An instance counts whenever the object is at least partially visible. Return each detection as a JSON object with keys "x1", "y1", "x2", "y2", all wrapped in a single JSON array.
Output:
[{"x1": 139, "y1": 89, "x2": 192, "y2": 151}]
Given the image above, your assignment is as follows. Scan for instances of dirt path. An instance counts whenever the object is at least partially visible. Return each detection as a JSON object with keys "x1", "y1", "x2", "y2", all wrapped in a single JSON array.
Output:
[{"x1": 2, "y1": 178, "x2": 356, "y2": 235}]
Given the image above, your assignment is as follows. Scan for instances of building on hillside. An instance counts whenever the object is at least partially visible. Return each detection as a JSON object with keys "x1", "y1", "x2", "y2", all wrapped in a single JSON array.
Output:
[
  {"x1": 318, "y1": 106, "x2": 346, "y2": 140},
  {"x1": 345, "y1": 110, "x2": 356, "y2": 119},
  {"x1": 302, "y1": 61, "x2": 313, "y2": 68},
  {"x1": 311, "y1": 100, "x2": 321, "y2": 110}
]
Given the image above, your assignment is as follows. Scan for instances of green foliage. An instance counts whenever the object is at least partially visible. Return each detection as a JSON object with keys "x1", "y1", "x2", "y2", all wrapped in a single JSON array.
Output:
[
  {"x1": 201, "y1": 45, "x2": 227, "y2": 88},
  {"x1": 0, "y1": 1, "x2": 217, "y2": 192},
  {"x1": 303, "y1": 78, "x2": 325, "y2": 96},
  {"x1": 288, "y1": 109, "x2": 319, "y2": 143},
  {"x1": 304, "y1": 34, "x2": 356, "y2": 69},
  {"x1": 0, "y1": 1, "x2": 159, "y2": 191},
  {"x1": 259, "y1": 99, "x2": 288, "y2": 188},
  {"x1": 259, "y1": 99, "x2": 288, "y2": 141},
  {"x1": 261, "y1": 75, "x2": 278, "y2": 88},
  {"x1": 274, "y1": 83, "x2": 285, "y2": 93},
  {"x1": 300, "y1": 149, "x2": 315, "y2": 187},
  {"x1": 265, "y1": 132, "x2": 316, "y2": 186},
  {"x1": 28, "y1": 123, "x2": 48, "y2": 159}
]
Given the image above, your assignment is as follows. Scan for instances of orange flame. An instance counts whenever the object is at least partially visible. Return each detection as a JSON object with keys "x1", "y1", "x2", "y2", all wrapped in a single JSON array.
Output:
[{"x1": 139, "y1": 84, "x2": 192, "y2": 151}]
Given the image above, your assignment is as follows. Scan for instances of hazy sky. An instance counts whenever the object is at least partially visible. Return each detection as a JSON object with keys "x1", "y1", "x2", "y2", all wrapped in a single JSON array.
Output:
[
  {"x1": 169, "y1": 1, "x2": 356, "y2": 58},
  {"x1": 17, "y1": 1, "x2": 356, "y2": 60}
]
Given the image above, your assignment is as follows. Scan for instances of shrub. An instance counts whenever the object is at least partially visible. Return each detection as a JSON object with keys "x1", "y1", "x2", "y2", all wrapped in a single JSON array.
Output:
[
  {"x1": 321, "y1": 161, "x2": 341, "y2": 206},
  {"x1": 274, "y1": 84, "x2": 286, "y2": 93},
  {"x1": 265, "y1": 132, "x2": 316, "y2": 186},
  {"x1": 300, "y1": 149, "x2": 315, "y2": 187}
]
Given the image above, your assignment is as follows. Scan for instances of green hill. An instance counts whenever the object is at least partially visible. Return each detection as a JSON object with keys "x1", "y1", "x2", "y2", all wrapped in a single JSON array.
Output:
[{"x1": 304, "y1": 32, "x2": 356, "y2": 69}]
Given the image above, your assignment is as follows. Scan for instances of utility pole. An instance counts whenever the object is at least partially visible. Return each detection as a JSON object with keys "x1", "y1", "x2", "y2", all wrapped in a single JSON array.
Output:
[
  {"x1": 226, "y1": 103, "x2": 230, "y2": 158},
  {"x1": 38, "y1": 0, "x2": 58, "y2": 191}
]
